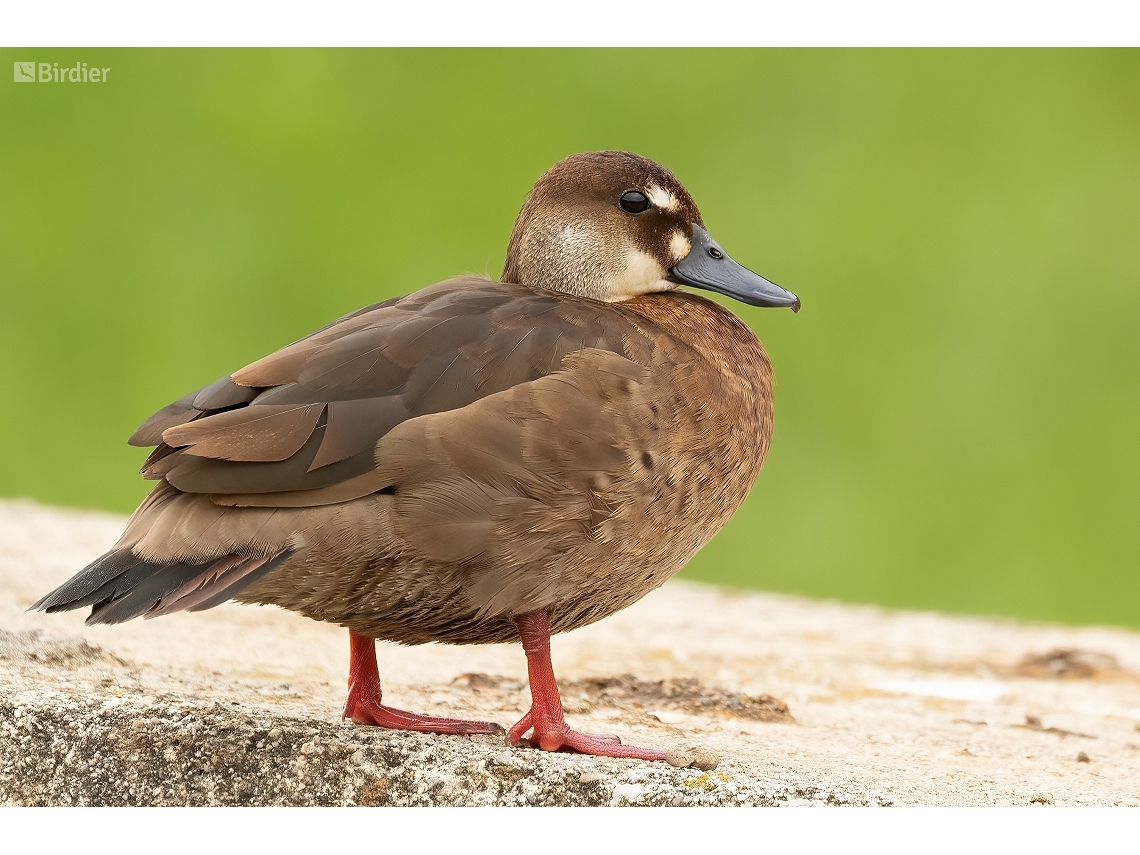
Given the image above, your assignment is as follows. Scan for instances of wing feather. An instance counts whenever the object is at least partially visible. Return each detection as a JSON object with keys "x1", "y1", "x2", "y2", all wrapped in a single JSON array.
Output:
[
  {"x1": 163, "y1": 402, "x2": 325, "y2": 462},
  {"x1": 131, "y1": 277, "x2": 665, "y2": 502}
]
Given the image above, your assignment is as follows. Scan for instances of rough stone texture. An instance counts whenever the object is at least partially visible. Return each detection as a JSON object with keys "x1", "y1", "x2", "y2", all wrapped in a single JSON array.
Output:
[
  {"x1": 0, "y1": 694, "x2": 776, "y2": 806},
  {"x1": 3, "y1": 499, "x2": 1140, "y2": 806}
]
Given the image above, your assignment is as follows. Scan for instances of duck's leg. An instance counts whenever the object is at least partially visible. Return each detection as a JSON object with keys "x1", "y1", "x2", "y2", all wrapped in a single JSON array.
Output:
[
  {"x1": 508, "y1": 611, "x2": 667, "y2": 760},
  {"x1": 343, "y1": 630, "x2": 504, "y2": 735}
]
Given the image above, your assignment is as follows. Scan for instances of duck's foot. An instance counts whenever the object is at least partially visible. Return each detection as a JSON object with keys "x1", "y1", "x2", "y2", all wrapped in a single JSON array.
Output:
[
  {"x1": 510, "y1": 610, "x2": 667, "y2": 761},
  {"x1": 508, "y1": 708, "x2": 666, "y2": 759},
  {"x1": 344, "y1": 684, "x2": 504, "y2": 734},
  {"x1": 344, "y1": 630, "x2": 504, "y2": 736}
]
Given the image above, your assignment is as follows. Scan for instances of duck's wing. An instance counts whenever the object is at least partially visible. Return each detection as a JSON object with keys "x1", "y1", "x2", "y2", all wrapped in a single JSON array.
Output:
[
  {"x1": 43, "y1": 334, "x2": 696, "y2": 629},
  {"x1": 130, "y1": 276, "x2": 660, "y2": 504}
]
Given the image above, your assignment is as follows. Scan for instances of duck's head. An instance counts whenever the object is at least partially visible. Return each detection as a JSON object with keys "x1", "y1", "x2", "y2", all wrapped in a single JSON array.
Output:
[{"x1": 502, "y1": 151, "x2": 799, "y2": 312}]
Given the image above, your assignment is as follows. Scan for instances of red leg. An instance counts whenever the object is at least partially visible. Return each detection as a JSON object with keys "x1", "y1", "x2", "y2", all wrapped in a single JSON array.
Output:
[
  {"x1": 508, "y1": 611, "x2": 666, "y2": 760},
  {"x1": 342, "y1": 630, "x2": 504, "y2": 735}
]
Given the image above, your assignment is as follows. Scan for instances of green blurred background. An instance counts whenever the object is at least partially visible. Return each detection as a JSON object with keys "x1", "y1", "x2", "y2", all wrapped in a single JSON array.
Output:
[{"x1": 2, "y1": 49, "x2": 1138, "y2": 627}]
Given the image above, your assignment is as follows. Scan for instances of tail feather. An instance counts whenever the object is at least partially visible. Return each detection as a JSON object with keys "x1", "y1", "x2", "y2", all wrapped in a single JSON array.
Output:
[
  {"x1": 85, "y1": 561, "x2": 214, "y2": 625},
  {"x1": 31, "y1": 547, "x2": 291, "y2": 626},
  {"x1": 146, "y1": 551, "x2": 290, "y2": 617},
  {"x1": 142, "y1": 554, "x2": 250, "y2": 617},
  {"x1": 31, "y1": 550, "x2": 140, "y2": 613}
]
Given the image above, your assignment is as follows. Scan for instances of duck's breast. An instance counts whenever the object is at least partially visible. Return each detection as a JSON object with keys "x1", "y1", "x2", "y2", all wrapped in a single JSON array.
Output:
[{"x1": 535, "y1": 292, "x2": 774, "y2": 635}]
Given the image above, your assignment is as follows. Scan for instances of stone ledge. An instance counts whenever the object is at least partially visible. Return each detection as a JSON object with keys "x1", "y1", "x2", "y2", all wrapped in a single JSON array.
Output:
[{"x1": 0, "y1": 693, "x2": 859, "y2": 807}]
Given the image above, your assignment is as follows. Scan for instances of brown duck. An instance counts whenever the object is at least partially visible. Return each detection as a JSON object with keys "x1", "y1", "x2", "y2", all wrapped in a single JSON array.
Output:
[{"x1": 35, "y1": 151, "x2": 799, "y2": 760}]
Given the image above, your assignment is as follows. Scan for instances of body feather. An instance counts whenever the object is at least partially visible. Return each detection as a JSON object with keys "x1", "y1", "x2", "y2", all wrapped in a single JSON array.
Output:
[{"x1": 36, "y1": 277, "x2": 773, "y2": 644}]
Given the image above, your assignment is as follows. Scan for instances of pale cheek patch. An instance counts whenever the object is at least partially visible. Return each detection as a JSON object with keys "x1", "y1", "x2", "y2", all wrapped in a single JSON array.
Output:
[
  {"x1": 670, "y1": 231, "x2": 691, "y2": 263},
  {"x1": 608, "y1": 247, "x2": 669, "y2": 300},
  {"x1": 646, "y1": 184, "x2": 678, "y2": 211}
]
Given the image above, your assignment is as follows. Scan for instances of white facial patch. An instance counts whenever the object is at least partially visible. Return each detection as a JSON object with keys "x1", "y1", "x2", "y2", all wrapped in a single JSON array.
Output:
[
  {"x1": 670, "y1": 230, "x2": 691, "y2": 263},
  {"x1": 607, "y1": 246, "x2": 670, "y2": 301},
  {"x1": 646, "y1": 184, "x2": 678, "y2": 211}
]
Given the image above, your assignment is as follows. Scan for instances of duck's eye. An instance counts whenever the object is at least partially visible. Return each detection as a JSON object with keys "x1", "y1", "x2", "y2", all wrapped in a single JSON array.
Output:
[{"x1": 619, "y1": 190, "x2": 650, "y2": 214}]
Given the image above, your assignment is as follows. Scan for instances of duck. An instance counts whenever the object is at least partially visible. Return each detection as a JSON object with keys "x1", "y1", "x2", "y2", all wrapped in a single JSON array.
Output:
[{"x1": 33, "y1": 151, "x2": 799, "y2": 760}]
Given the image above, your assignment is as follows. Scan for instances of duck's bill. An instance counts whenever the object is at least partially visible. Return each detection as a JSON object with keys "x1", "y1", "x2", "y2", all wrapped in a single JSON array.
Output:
[{"x1": 667, "y1": 225, "x2": 800, "y2": 313}]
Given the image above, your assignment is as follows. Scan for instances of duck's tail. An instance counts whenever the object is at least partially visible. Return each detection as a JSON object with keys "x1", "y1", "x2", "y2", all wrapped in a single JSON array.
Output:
[{"x1": 30, "y1": 546, "x2": 292, "y2": 625}]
